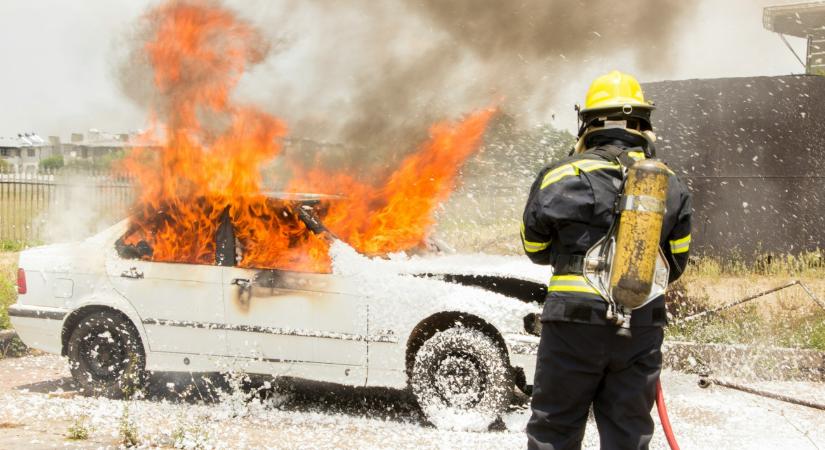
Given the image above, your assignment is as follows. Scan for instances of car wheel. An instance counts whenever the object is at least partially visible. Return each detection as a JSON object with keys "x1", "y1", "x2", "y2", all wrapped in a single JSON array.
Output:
[
  {"x1": 411, "y1": 327, "x2": 513, "y2": 431},
  {"x1": 67, "y1": 311, "x2": 146, "y2": 398}
]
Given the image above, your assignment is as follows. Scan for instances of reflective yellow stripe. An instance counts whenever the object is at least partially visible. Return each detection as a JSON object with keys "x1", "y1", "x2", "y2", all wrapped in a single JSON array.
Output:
[
  {"x1": 628, "y1": 151, "x2": 645, "y2": 161},
  {"x1": 671, "y1": 235, "x2": 691, "y2": 246},
  {"x1": 669, "y1": 234, "x2": 691, "y2": 254},
  {"x1": 547, "y1": 275, "x2": 600, "y2": 295},
  {"x1": 550, "y1": 275, "x2": 584, "y2": 281},
  {"x1": 574, "y1": 160, "x2": 618, "y2": 170},
  {"x1": 540, "y1": 160, "x2": 621, "y2": 189},
  {"x1": 521, "y1": 223, "x2": 551, "y2": 253},
  {"x1": 541, "y1": 165, "x2": 577, "y2": 189},
  {"x1": 577, "y1": 161, "x2": 621, "y2": 173}
]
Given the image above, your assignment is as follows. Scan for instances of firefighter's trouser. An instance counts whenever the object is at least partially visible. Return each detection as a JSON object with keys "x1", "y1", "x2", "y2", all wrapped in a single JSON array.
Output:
[{"x1": 526, "y1": 321, "x2": 664, "y2": 450}]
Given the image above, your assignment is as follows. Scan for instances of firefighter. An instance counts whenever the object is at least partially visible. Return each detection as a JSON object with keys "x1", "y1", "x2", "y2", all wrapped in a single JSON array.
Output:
[{"x1": 522, "y1": 70, "x2": 692, "y2": 450}]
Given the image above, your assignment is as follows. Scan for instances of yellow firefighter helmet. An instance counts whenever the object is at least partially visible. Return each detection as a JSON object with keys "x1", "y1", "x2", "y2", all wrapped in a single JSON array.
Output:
[
  {"x1": 574, "y1": 70, "x2": 657, "y2": 154},
  {"x1": 581, "y1": 70, "x2": 652, "y2": 113}
]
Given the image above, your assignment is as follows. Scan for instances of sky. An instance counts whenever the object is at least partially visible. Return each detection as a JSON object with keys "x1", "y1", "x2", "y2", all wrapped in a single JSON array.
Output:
[{"x1": 0, "y1": 0, "x2": 813, "y2": 139}]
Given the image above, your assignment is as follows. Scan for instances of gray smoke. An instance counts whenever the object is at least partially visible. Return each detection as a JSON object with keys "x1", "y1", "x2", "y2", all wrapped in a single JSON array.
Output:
[{"x1": 119, "y1": 0, "x2": 698, "y2": 170}]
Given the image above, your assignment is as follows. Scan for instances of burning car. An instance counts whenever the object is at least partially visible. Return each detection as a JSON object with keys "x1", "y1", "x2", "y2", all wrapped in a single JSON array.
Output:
[{"x1": 9, "y1": 194, "x2": 546, "y2": 429}]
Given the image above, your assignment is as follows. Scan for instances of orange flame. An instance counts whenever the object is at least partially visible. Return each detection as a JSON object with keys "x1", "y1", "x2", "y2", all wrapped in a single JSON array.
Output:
[
  {"x1": 287, "y1": 108, "x2": 494, "y2": 256},
  {"x1": 122, "y1": 0, "x2": 493, "y2": 273}
]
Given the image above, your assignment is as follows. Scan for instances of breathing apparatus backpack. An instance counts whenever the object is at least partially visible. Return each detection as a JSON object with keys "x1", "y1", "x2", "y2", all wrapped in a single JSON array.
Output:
[{"x1": 582, "y1": 148, "x2": 671, "y2": 337}]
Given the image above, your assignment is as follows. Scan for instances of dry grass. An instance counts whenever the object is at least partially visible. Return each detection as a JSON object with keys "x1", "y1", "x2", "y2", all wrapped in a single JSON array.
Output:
[
  {"x1": 667, "y1": 274, "x2": 825, "y2": 351},
  {"x1": 687, "y1": 251, "x2": 825, "y2": 278}
]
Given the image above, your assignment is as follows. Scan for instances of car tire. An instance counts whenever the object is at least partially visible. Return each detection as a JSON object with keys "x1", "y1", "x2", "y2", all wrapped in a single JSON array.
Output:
[
  {"x1": 411, "y1": 327, "x2": 513, "y2": 431},
  {"x1": 67, "y1": 311, "x2": 146, "y2": 398}
]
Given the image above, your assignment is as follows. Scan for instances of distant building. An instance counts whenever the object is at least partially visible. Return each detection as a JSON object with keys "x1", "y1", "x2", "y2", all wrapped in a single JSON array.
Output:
[
  {"x1": 0, "y1": 129, "x2": 159, "y2": 172},
  {"x1": 0, "y1": 133, "x2": 59, "y2": 173},
  {"x1": 62, "y1": 129, "x2": 146, "y2": 165},
  {"x1": 764, "y1": 2, "x2": 825, "y2": 74}
]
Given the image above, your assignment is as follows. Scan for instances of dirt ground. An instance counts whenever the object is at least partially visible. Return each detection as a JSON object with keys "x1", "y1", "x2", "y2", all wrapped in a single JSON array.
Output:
[{"x1": 0, "y1": 354, "x2": 823, "y2": 449}]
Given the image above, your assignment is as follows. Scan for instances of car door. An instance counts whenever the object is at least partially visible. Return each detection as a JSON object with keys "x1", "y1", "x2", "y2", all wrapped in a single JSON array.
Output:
[
  {"x1": 222, "y1": 265, "x2": 367, "y2": 382},
  {"x1": 106, "y1": 255, "x2": 227, "y2": 356}
]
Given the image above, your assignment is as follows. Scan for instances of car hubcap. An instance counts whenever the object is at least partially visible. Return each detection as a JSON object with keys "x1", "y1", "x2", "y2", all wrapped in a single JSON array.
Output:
[
  {"x1": 80, "y1": 328, "x2": 126, "y2": 380},
  {"x1": 433, "y1": 352, "x2": 486, "y2": 408}
]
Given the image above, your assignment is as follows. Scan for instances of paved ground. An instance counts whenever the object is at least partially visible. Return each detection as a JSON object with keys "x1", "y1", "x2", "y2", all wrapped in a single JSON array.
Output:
[{"x1": 0, "y1": 354, "x2": 823, "y2": 449}]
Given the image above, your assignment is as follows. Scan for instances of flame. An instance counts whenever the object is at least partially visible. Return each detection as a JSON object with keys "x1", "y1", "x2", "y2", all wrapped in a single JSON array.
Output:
[
  {"x1": 122, "y1": 0, "x2": 493, "y2": 273},
  {"x1": 287, "y1": 108, "x2": 494, "y2": 256}
]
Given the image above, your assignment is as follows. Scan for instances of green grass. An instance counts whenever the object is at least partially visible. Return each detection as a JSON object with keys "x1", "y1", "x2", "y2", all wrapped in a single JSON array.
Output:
[
  {"x1": 0, "y1": 253, "x2": 17, "y2": 330},
  {"x1": 0, "y1": 240, "x2": 30, "y2": 252}
]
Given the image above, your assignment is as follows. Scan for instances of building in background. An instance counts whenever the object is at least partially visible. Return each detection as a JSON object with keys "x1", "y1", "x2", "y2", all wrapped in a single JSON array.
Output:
[
  {"x1": 0, "y1": 129, "x2": 158, "y2": 172},
  {"x1": 0, "y1": 133, "x2": 59, "y2": 173},
  {"x1": 764, "y1": 2, "x2": 825, "y2": 75},
  {"x1": 62, "y1": 129, "x2": 147, "y2": 166}
]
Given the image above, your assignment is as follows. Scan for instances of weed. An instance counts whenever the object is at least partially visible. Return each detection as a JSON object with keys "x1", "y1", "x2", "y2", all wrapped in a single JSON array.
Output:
[
  {"x1": 66, "y1": 415, "x2": 91, "y2": 441},
  {"x1": 806, "y1": 320, "x2": 825, "y2": 351},
  {"x1": 172, "y1": 423, "x2": 210, "y2": 449},
  {"x1": 119, "y1": 404, "x2": 139, "y2": 447}
]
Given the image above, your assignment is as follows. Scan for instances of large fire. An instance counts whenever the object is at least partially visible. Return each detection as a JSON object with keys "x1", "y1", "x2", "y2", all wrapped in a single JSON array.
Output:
[{"x1": 122, "y1": 0, "x2": 493, "y2": 273}]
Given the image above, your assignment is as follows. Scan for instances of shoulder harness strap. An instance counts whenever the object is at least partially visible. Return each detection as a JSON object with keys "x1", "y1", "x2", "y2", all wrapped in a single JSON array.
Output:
[{"x1": 587, "y1": 145, "x2": 638, "y2": 169}]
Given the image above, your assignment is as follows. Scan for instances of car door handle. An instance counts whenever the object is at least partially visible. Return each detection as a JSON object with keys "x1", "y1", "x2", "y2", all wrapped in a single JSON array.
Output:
[
  {"x1": 231, "y1": 278, "x2": 251, "y2": 288},
  {"x1": 121, "y1": 267, "x2": 144, "y2": 279}
]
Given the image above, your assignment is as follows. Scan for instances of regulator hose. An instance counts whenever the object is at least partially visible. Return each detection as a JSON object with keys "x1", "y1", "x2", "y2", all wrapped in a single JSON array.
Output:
[{"x1": 656, "y1": 379, "x2": 680, "y2": 450}]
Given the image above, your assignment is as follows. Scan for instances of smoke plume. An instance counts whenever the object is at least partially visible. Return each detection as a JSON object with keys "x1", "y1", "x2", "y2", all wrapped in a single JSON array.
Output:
[{"x1": 119, "y1": 0, "x2": 697, "y2": 171}]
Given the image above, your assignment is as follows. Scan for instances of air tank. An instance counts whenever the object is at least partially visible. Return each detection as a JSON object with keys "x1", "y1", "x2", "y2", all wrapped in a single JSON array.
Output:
[{"x1": 610, "y1": 159, "x2": 670, "y2": 308}]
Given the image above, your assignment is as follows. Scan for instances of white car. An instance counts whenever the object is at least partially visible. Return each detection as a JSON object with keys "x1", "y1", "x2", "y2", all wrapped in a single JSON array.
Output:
[{"x1": 9, "y1": 195, "x2": 546, "y2": 428}]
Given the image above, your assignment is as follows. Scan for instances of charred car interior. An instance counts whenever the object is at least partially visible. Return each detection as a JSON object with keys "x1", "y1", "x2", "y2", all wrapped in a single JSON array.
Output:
[{"x1": 115, "y1": 195, "x2": 335, "y2": 271}]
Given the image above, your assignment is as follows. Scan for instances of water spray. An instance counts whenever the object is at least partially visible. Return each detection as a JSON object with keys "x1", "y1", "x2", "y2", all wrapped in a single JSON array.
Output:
[
  {"x1": 677, "y1": 280, "x2": 825, "y2": 414},
  {"x1": 677, "y1": 280, "x2": 825, "y2": 323}
]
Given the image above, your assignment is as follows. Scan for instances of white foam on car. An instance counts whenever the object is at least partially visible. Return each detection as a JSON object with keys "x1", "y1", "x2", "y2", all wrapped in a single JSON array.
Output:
[{"x1": 329, "y1": 240, "x2": 537, "y2": 332}]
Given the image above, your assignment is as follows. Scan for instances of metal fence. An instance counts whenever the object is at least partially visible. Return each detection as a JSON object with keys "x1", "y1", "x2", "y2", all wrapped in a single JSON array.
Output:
[
  {"x1": 0, "y1": 166, "x2": 528, "y2": 251},
  {"x1": 0, "y1": 168, "x2": 135, "y2": 245}
]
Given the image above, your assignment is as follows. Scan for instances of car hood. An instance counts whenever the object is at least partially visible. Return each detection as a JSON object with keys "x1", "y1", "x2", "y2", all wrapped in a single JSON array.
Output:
[
  {"x1": 382, "y1": 252, "x2": 551, "y2": 285},
  {"x1": 329, "y1": 241, "x2": 550, "y2": 303}
]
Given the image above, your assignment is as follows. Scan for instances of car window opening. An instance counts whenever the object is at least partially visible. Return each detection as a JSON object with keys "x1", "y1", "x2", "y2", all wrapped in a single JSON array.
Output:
[
  {"x1": 215, "y1": 206, "x2": 239, "y2": 267},
  {"x1": 115, "y1": 199, "x2": 332, "y2": 273}
]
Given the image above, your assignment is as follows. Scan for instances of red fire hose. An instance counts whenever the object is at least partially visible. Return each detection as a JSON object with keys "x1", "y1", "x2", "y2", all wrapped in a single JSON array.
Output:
[{"x1": 656, "y1": 379, "x2": 680, "y2": 450}]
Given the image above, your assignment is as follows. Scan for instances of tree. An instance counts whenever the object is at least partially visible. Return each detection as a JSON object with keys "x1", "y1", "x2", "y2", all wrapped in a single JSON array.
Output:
[{"x1": 39, "y1": 155, "x2": 65, "y2": 171}]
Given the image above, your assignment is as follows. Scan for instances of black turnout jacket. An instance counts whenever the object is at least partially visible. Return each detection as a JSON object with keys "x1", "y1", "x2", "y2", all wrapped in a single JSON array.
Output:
[{"x1": 521, "y1": 144, "x2": 692, "y2": 327}]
